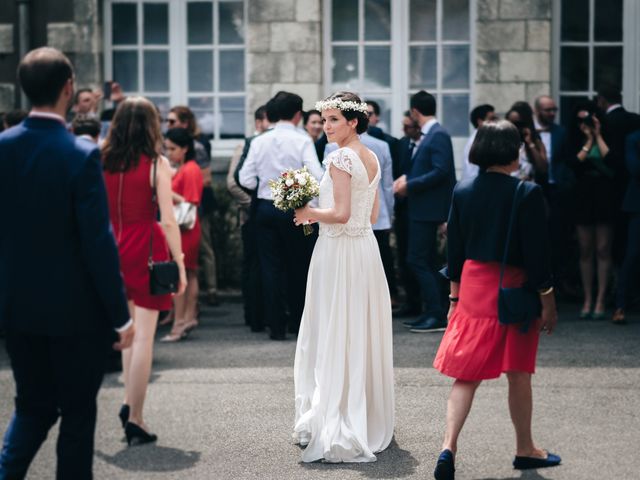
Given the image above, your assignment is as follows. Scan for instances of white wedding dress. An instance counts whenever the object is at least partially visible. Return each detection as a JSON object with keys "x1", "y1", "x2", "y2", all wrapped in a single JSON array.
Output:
[{"x1": 293, "y1": 146, "x2": 395, "y2": 463}]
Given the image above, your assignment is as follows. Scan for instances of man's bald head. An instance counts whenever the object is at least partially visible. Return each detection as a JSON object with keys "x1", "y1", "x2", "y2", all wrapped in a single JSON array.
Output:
[
  {"x1": 18, "y1": 47, "x2": 74, "y2": 107},
  {"x1": 534, "y1": 95, "x2": 558, "y2": 126}
]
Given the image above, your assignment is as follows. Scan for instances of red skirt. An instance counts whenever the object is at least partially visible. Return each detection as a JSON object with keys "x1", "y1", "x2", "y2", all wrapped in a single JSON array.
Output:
[{"x1": 433, "y1": 260, "x2": 541, "y2": 381}]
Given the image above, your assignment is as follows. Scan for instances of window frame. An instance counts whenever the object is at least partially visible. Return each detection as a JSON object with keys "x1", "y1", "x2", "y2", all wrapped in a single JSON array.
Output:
[
  {"x1": 552, "y1": 0, "x2": 637, "y2": 121},
  {"x1": 104, "y1": 0, "x2": 248, "y2": 153},
  {"x1": 323, "y1": 0, "x2": 475, "y2": 139}
]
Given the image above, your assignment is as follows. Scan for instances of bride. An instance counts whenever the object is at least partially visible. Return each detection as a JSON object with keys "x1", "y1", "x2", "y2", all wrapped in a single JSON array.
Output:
[{"x1": 292, "y1": 91, "x2": 395, "y2": 463}]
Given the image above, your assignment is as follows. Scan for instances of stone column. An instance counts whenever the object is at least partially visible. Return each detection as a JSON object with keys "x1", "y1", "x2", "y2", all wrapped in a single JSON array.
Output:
[
  {"x1": 475, "y1": 0, "x2": 551, "y2": 113},
  {"x1": 246, "y1": 0, "x2": 322, "y2": 132}
]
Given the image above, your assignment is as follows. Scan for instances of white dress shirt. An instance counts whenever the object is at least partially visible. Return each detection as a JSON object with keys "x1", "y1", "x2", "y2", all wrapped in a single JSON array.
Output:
[
  {"x1": 421, "y1": 118, "x2": 438, "y2": 137},
  {"x1": 535, "y1": 119, "x2": 554, "y2": 183},
  {"x1": 462, "y1": 129, "x2": 479, "y2": 181},
  {"x1": 239, "y1": 122, "x2": 324, "y2": 200}
]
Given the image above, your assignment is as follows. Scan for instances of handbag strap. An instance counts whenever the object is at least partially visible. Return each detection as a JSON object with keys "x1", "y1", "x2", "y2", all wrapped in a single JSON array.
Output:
[
  {"x1": 499, "y1": 180, "x2": 525, "y2": 289},
  {"x1": 148, "y1": 157, "x2": 158, "y2": 268}
]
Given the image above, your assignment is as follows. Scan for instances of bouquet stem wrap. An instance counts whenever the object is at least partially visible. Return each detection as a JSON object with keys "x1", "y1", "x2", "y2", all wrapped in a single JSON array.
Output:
[{"x1": 269, "y1": 167, "x2": 320, "y2": 236}]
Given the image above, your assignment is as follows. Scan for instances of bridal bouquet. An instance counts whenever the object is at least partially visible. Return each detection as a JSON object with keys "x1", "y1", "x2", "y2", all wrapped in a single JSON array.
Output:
[{"x1": 269, "y1": 167, "x2": 320, "y2": 235}]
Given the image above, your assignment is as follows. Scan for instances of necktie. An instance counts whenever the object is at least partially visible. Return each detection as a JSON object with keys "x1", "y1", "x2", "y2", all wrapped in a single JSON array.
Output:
[{"x1": 409, "y1": 141, "x2": 416, "y2": 158}]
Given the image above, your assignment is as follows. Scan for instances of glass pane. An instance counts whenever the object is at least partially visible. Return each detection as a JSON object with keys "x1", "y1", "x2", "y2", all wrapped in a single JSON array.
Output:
[
  {"x1": 443, "y1": 0, "x2": 469, "y2": 41},
  {"x1": 220, "y1": 97, "x2": 245, "y2": 138},
  {"x1": 188, "y1": 2, "x2": 213, "y2": 45},
  {"x1": 143, "y1": 51, "x2": 169, "y2": 92},
  {"x1": 143, "y1": 3, "x2": 168, "y2": 44},
  {"x1": 560, "y1": 47, "x2": 588, "y2": 91},
  {"x1": 363, "y1": 96, "x2": 390, "y2": 132},
  {"x1": 364, "y1": 46, "x2": 390, "y2": 89},
  {"x1": 595, "y1": 0, "x2": 622, "y2": 41},
  {"x1": 443, "y1": 45, "x2": 469, "y2": 89},
  {"x1": 219, "y1": 1, "x2": 245, "y2": 44},
  {"x1": 188, "y1": 50, "x2": 213, "y2": 92},
  {"x1": 364, "y1": 0, "x2": 391, "y2": 41},
  {"x1": 112, "y1": 3, "x2": 137, "y2": 45},
  {"x1": 560, "y1": 95, "x2": 589, "y2": 126},
  {"x1": 113, "y1": 51, "x2": 138, "y2": 91},
  {"x1": 561, "y1": 0, "x2": 588, "y2": 42},
  {"x1": 442, "y1": 95, "x2": 469, "y2": 137},
  {"x1": 332, "y1": 0, "x2": 358, "y2": 41},
  {"x1": 332, "y1": 46, "x2": 359, "y2": 88},
  {"x1": 410, "y1": 0, "x2": 436, "y2": 41},
  {"x1": 188, "y1": 97, "x2": 214, "y2": 135},
  {"x1": 219, "y1": 50, "x2": 245, "y2": 92},
  {"x1": 594, "y1": 47, "x2": 622, "y2": 91},
  {"x1": 409, "y1": 46, "x2": 436, "y2": 89},
  {"x1": 147, "y1": 96, "x2": 170, "y2": 120}
]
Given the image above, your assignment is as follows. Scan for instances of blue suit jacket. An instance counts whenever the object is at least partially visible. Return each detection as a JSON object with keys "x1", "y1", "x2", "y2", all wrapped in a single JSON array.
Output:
[
  {"x1": 0, "y1": 117, "x2": 129, "y2": 336},
  {"x1": 623, "y1": 129, "x2": 640, "y2": 213},
  {"x1": 406, "y1": 123, "x2": 456, "y2": 222}
]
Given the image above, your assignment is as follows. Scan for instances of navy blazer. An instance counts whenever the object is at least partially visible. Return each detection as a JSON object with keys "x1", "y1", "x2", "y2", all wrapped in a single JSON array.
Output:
[
  {"x1": 406, "y1": 123, "x2": 456, "y2": 222},
  {"x1": 623, "y1": 129, "x2": 640, "y2": 213},
  {"x1": 547, "y1": 123, "x2": 574, "y2": 189},
  {"x1": 0, "y1": 117, "x2": 129, "y2": 336}
]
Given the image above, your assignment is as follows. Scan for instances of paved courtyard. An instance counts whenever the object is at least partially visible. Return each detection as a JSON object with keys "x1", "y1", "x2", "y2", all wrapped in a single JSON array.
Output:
[{"x1": 1, "y1": 300, "x2": 639, "y2": 479}]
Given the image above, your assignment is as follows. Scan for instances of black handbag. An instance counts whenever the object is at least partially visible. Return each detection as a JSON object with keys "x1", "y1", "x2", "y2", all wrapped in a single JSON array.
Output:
[
  {"x1": 148, "y1": 157, "x2": 179, "y2": 296},
  {"x1": 497, "y1": 181, "x2": 541, "y2": 332}
]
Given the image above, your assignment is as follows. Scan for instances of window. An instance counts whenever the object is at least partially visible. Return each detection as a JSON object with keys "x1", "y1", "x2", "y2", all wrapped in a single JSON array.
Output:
[
  {"x1": 105, "y1": 0, "x2": 247, "y2": 141},
  {"x1": 554, "y1": 0, "x2": 624, "y2": 121},
  {"x1": 324, "y1": 0, "x2": 472, "y2": 138}
]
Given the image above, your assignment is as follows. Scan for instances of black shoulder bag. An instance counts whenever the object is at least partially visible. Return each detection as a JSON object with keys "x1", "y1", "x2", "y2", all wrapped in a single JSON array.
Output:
[
  {"x1": 497, "y1": 181, "x2": 541, "y2": 332},
  {"x1": 149, "y1": 157, "x2": 180, "y2": 295}
]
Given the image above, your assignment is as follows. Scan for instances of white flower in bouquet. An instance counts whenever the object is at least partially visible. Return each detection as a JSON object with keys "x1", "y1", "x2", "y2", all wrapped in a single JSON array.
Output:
[{"x1": 269, "y1": 167, "x2": 320, "y2": 235}]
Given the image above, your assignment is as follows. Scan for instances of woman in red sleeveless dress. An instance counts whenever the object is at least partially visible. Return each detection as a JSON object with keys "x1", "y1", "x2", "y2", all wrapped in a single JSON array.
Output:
[
  {"x1": 161, "y1": 128, "x2": 204, "y2": 342},
  {"x1": 102, "y1": 97, "x2": 186, "y2": 446}
]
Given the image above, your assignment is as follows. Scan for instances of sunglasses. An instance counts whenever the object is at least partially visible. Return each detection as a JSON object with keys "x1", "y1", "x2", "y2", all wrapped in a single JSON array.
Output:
[{"x1": 541, "y1": 107, "x2": 558, "y2": 113}]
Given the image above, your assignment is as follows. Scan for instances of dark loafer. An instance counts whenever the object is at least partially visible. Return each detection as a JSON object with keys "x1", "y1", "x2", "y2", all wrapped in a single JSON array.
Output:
[
  {"x1": 513, "y1": 452, "x2": 561, "y2": 470},
  {"x1": 434, "y1": 449, "x2": 455, "y2": 480}
]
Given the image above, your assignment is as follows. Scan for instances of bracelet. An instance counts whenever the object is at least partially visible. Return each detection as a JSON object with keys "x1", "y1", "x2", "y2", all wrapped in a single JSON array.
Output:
[
  {"x1": 448, "y1": 296, "x2": 459, "y2": 302},
  {"x1": 538, "y1": 286, "x2": 554, "y2": 296},
  {"x1": 581, "y1": 145, "x2": 590, "y2": 153}
]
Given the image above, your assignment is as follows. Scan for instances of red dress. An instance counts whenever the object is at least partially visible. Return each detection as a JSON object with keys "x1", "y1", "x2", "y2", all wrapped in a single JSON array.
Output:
[
  {"x1": 433, "y1": 260, "x2": 541, "y2": 381},
  {"x1": 172, "y1": 161, "x2": 203, "y2": 271},
  {"x1": 104, "y1": 154, "x2": 173, "y2": 311}
]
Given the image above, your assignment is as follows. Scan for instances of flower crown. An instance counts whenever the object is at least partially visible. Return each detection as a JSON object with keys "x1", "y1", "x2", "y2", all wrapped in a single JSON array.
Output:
[{"x1": 315, "y1": 98, "x2": 369, "y2": 114}]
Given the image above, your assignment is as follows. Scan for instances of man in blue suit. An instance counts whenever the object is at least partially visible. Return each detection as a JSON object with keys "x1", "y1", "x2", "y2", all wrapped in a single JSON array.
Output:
[
  {"x1": 0, "y1": 47, "x2": 133, "y2": 480},
  {"x1": 393, "y1": 91, "x2": 456, "y2": 332}
]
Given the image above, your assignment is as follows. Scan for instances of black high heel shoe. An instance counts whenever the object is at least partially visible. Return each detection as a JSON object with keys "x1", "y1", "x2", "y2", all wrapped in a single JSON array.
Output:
[
  {"x1": 125, "y1": 422, "x2": 158, "y2": 446},
  {"x1": 118, "y1": 405, "x2": 130, "y2": 429},
  {"x1": 434, "y1": 449, "x2": 455, "y2": 480}
]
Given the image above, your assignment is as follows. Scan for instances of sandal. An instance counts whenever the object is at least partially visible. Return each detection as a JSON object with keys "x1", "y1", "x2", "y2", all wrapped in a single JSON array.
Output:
[
  {"x1": 159, "y1": 331, "x2": 187, "y2": 342},
  {"x1": 612, "y1": 308, "x2": 626, "y2": 325}
]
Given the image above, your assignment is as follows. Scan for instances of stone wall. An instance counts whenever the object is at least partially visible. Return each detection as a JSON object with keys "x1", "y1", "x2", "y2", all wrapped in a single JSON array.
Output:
[
  {"x1": 475, "y1": 0, "x2": 551, "y2": 113},
  {"x1": 246, "y1": 0, "x2": 322, "y2": 129},
  {"x1": 0, "y1": 23, "x2": 14, "y2": 112}
]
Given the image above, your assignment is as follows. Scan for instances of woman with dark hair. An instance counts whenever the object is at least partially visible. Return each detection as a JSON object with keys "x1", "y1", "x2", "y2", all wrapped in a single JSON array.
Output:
[
  {"x1": 506, "y1": 101, "x2": 548, "y2": 181},
  {"x1": 302, "y1": 109, "x2": 323, "y2": 142},
  {"x1": 102, "y1": 97, "x2": 187, "y2": 445},
  {"x1": 161, "y1": 128, "x2": 204, "y2": 342},
  {"x1": 292, "y1": 92, "x2": 395, "y2": 463},
  {"x1": 566, "y1": 101, "x2": 613, "y2": 319},
  {"x1": 431, "y1": 120, "x2": 560, "y2": 479}
]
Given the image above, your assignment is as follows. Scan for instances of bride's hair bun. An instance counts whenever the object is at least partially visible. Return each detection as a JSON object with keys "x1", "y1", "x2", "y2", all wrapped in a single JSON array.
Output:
[{"x1": 318, "y1": 91, "x2": 369, "y2": 134}]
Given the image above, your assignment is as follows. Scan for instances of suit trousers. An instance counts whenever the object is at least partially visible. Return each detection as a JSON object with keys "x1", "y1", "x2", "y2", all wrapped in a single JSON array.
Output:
[
  {"x1": 373, "y1": 229, "x2": 398, "y2": 297},
  {"x1": 0, "y1": 330, "x2": 110, "y2": 480},
  {"x1": 241, "y1": 215, "x2": 264, "y2": 330},
  {"x1": 407, "y1": 220, "x2": 443, "y2": 320},
  {"x1": 198, "y1": 212, "x2": 218, "y2": 295},
  {"x1": 616, "y1": 213, "x2": 640, "y2": 309},
  {"x1": 255, "y1": 200, "x2": 316, "y2": 337},
  {"x1": 394, "y1": 204, "x2": 421, "y2": 309}
]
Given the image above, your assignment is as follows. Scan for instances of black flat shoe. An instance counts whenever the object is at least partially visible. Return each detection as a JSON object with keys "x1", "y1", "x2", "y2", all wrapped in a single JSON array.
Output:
[
  {"x1": 125, "y1": 422, "x2": 158, "y2": 446},
  {"x1": 434, "y1": 449, "x2": 455, "y2": 480},
  {"x1": 118, "y1": 404, "x2": 129, "y2": 429},
  {"x1": 513, "y1": 451, "x2": 561, "y2": 470}
]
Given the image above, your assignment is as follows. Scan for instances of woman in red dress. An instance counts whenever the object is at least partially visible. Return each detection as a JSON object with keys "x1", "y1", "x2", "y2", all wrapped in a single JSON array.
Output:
[
  {"x1": 161, "y1": 128, "x2": 204, "y2": 342},
  {"x1": 431, "y1": 121, "x2": 560, "y2": 480},
  {"x1": 103, "y1": 97, "x2": 186, "y2": 445}
]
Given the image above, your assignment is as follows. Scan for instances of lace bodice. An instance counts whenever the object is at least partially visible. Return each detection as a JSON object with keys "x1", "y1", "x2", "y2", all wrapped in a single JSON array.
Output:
[{"x1": 318, "y1": 147, "x2": 380, "y2": 237}]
